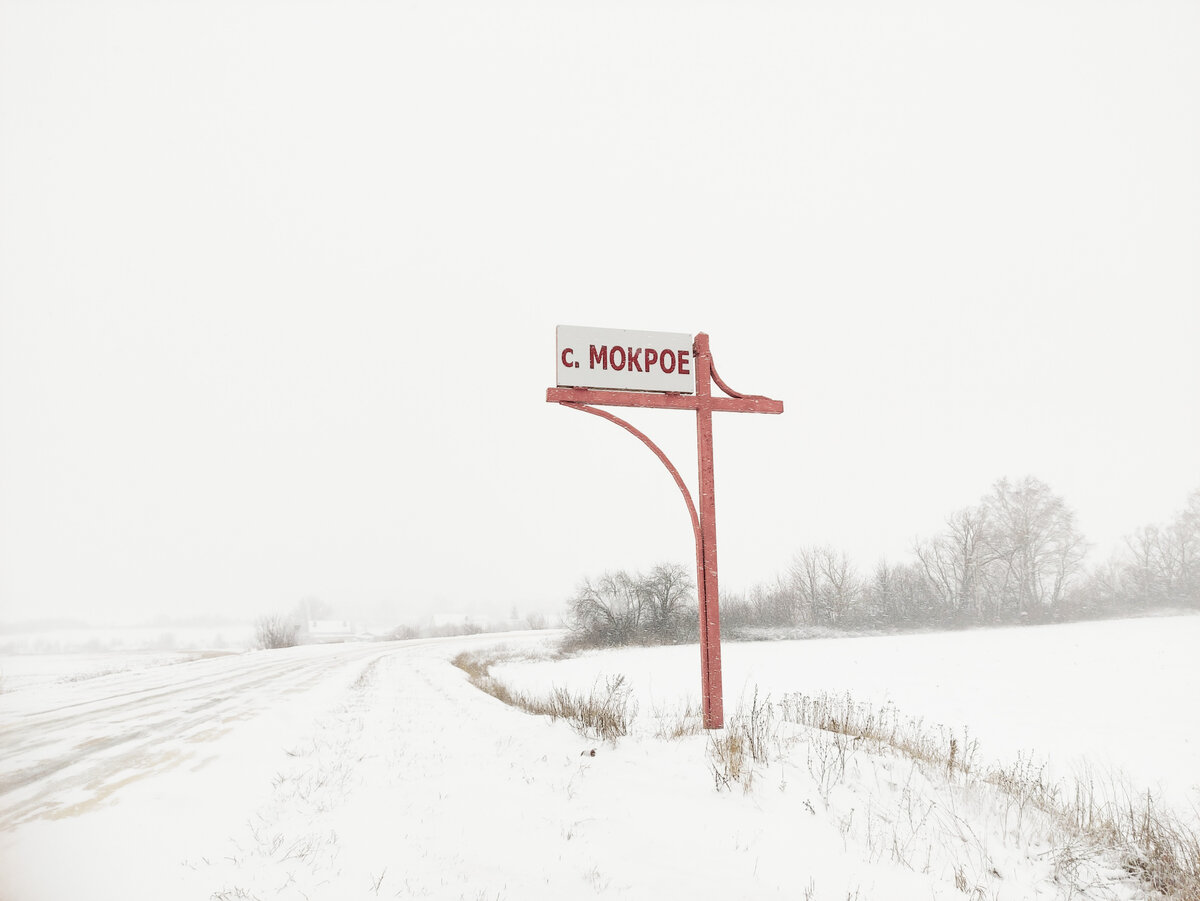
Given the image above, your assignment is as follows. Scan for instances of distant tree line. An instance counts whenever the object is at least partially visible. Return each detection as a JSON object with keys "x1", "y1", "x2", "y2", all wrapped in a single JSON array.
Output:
[
  {"x1": 722, "y1": 477, "x2": 1200, "y2": 633},
  {"x1": 565, "y1": 477, "x2": 1200, "y2": 646},
  {"x1": 387, "y1": 612, "x2": 552, "y2": 641},
  {"x1": 1074, "y1": 488, "x2": 1200, "y2": 618}
]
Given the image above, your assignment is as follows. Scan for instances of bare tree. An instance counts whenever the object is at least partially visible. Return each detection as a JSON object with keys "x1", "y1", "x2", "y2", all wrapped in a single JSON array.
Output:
[
  {"x1": 1122, "y1": 489, "x2": 1200, "y2": 608},
  {"x1": 642, "y1": 563, "x2": 694, "y2": 640},
  {"x1": 1124, "y1": 525, "x2": 1168, "y2": 608},
  {"x1": 788, "y1": 547, "x2": 824, "y2": 625},
  {"x1": 567, "y1": 564, "x2": 696, "y2": 647},
  {"x1": 568, "y1": 571, "x2": 641, "y2": 646},
  {"x1": 979, "y1": 476, "x2": 1087, "y2": 619},
  {"x1": 916, "y1": 506, "x2": 994, "y2": 624},
  {"x1": 720, "y1": 578, "x2": 795, "y2": 630},
  {"x1": 818, "y1": 546, "x2": 860, "y2": 625},
  {"x1": 786, "y1": 546, "x2": 860, "y2": 626},
  {"x1": 1164, "y1": 488, "x2": 1200, "y2": 605},
  {"x1": 1067, "y1": 558, "x2": 1128, "y2": 618}
]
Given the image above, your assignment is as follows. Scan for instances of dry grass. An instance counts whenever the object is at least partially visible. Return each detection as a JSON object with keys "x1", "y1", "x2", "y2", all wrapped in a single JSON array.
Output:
[
  {"x1": 452, "y1": 651, "x2": 633, "y2": 742},
  {"x1": 708, "y1": 726, "x2": 750, "y2": 791},
  {"x1": 784, "y1": 690, "x2": 1200, "y2": 900},
  {"x1": 652, "y1": 701, "x2": 704, "y2": 741},
  {"x1": 458, "y1": 654, "x2": 1200, "y2": 898},
  {"x1": 1119, "y1": 794, "x2": 1200, "y2": 898},
  {"x1": 780, "y1": 691, "x2": 979, "y2": 777},
  {"x1": 708, "y1": 689, "x2": 775, "y2": 792},
  {"x1": 1042, "y1": 774, "x2": 1200, "y2": 899}
]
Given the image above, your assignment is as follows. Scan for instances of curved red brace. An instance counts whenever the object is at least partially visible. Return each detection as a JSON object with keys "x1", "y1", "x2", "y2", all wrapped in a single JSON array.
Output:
[
  {"x1": 557, "y1": 400, "x2": 717, "y2": 724},
  {"x1": 556, "y1": 402, "x2": 704, "y2": 569},
  {"x1": 709, "y1": 357, "x2": 769, "y2": 401}
]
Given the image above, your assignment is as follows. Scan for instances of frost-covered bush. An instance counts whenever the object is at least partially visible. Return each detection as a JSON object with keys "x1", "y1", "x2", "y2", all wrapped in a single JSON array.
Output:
[
  {"x1": 566, "y1": 563, "x2": 697, "y2": 648},
  {"x1": 254, "y1": 614, "x2": 299, "y2": 649}
]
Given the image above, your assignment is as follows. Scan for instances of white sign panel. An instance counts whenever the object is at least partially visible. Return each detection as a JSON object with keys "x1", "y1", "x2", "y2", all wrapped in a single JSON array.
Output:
[{"x1": 556, "y1": 325, "x2": 695, "y2": 393}]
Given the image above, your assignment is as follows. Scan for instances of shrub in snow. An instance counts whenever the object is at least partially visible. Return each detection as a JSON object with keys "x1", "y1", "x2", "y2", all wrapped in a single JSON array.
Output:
[{"x1": 254, "y1": 614, "x2": 299, "y2": 649}]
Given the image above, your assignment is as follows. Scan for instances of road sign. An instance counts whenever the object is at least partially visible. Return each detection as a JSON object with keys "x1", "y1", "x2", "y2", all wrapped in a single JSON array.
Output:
[
  {"x1": 556, "y1": 325, "x2": 695, "y2": 394},
  {"x1": 547, "y1": 328, "x2": 783, "y2": 729}
]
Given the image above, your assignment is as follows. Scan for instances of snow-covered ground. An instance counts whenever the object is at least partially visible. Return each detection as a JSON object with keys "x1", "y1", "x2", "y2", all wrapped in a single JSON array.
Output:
[
  {"x1": 495, "y1": 614, "x2": 1200, "y2": 815},
  {"x1": 1, "y1": 617, "x2": 1196, "y2": 900},
  {"x1": 0, "y1": 648, "x2": 245, "y2": 694},
  {"x1": 0, "y1": 623, "x2": 258, "y2": 657}
]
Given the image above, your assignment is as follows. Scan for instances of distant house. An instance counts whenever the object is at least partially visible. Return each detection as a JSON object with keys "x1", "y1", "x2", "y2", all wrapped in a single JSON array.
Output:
[{"x1": 303, "y1": 619, "x2": 357, "y2": 643}]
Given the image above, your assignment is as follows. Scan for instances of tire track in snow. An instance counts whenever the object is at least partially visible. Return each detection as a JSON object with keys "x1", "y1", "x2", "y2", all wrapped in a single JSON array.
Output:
[
  {"x1": 0, "y1": 643, "x2": 398, "y2": 829},
  {"x1": 201, "y1": 635, "x2": 608, "y2": 901}
]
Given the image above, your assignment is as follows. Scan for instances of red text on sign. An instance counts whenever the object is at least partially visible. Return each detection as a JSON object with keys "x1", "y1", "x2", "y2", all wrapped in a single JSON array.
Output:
[{"x1": 587, "y1": 344, "x2": 690, "y2": 376}]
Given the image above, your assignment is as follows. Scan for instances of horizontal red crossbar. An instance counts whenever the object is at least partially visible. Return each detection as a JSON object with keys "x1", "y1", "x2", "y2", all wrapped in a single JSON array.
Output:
[{"x1": 545, "y1": 387, "x2": 783, "y2": 415}]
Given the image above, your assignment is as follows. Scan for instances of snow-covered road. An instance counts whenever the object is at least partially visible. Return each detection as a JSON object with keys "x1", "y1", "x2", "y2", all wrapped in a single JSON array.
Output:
[
  {"x1": 2, "y1": 633, "x2": 754, "y2": 901},
  {"x1": 1, "y1": 641, "x2": 394, "y2": 829},
  {"x1": 1, "y1": 635, "x2": 573, "y2": 899}
]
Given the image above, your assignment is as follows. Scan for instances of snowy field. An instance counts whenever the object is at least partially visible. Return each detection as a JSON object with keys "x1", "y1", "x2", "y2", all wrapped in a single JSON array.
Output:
[
  {"x1": 0, "y1": 623, "x2": 258, "y2": 658},
  {"x1": 495, "y1": 614, "x2": 1200, "y2": 814},
  {"x1": 1, "y1": 617, "x2": 1197, "y2": 900}
]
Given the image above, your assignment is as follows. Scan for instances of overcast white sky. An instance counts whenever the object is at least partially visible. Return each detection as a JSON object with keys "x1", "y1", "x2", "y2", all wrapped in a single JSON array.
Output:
[{"x1": 1, "y1": 0, "x2": 1197, "y2": 627}]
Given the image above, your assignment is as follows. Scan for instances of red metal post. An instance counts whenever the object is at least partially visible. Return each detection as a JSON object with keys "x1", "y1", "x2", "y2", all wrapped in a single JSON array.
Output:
[{"x1": 693, "y1": 334, "x2": 724, "y2": 729}]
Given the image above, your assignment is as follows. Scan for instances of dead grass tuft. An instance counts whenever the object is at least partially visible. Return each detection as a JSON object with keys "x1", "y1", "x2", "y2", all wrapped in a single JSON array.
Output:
[
  {"x1": 452, "y1": 651, "x2": 633, "y2": 742},
  {"x1": 708, "y1": 690, "x2": 775, "y2": 791},
  {"x1": 709, "y1": 727, "x2": 750, "y2": 791},
  {"x1": 455, "y1": 657, "x2": 1200, "y2": 898},
  {"x1": 1063, "y1": 780, "x2": 1200, "y2": 899},
  {"x1": 780, "y1": 691, "x2": 978, "y2": 777},
  {"x1": 652, "y1": 701, "x2": 704, "y2": 741},
  {"x1": 1120, "y1": 794, "x2": 1200, "y2": 898},
  {"x1": 786, "y1": 690, "x2": 1200, "y2": 900}
]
